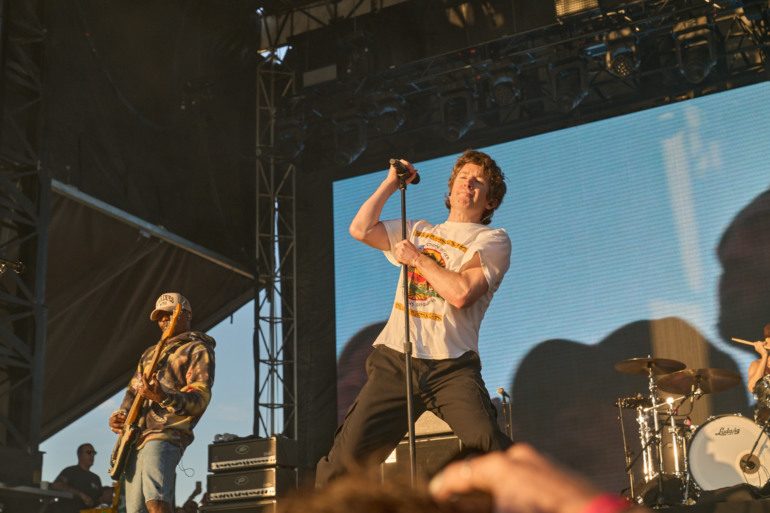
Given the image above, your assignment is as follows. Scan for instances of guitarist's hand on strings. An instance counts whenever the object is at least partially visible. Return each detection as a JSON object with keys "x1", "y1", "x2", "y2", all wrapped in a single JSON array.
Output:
[
  {"x1": 138, "y1": 371, "x2": 169, "y2": 405},
  {"x1": 109, "y1": 411, "x2": 126, "y2": 433}
]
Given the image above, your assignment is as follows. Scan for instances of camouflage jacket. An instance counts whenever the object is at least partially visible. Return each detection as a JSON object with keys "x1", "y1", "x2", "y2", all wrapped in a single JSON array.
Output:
[{"x1": 118, "y1": 331, "x2": 216, "y2": 449}]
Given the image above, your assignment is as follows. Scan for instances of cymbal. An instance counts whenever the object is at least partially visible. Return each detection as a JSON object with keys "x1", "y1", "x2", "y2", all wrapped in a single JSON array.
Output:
[
  {"x1": 614, "y1": 357, "x2": 686, "y2": 375},
  {"x1": 614, "y1": 394, "x2": 652, "y2": 409},
  {"x1": 656, "y1": 368, "x2": 741, "y2": 395}
]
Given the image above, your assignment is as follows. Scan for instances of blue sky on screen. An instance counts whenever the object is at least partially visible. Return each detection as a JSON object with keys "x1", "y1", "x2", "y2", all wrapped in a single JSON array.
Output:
[{"x1": 41, "y1": 80, "x2": 770, "y2": 503}]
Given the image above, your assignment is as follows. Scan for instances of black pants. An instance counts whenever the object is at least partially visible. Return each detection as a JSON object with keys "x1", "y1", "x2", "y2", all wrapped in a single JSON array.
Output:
[{"x1": 315, "y1": 345, "x2": 512, "y2": 486}]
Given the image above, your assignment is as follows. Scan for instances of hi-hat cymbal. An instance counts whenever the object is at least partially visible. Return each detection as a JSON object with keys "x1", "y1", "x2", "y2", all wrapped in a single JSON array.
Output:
[
  {"x1": 614, "y1": 357, "x2": 686, "y2": 375},
  {"x1": 656, "y1": 368, "x2": 741, "y2": 395}
]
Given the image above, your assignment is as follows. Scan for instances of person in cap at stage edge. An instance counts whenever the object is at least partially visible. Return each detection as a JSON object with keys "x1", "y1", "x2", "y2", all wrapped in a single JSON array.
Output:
[
  {"x1": 108, "y1": 293, "x2": 216, "y2": 513},
  {"x1": 315, "y1": 149, "x2": 513, "y2": 486},
  {"x1": 50, "y1": 443, "x2": 102, "y2": 513}
]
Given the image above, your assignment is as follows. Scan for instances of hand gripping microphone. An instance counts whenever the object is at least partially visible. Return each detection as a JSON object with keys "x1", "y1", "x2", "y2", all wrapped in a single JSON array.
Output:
[{"x1": 389, "y1": 158, "x2": 420, "y2": 184}]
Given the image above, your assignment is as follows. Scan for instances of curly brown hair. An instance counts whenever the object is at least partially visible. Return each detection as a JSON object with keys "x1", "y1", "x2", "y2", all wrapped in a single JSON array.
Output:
[{"x1": 444, "y1": 150, "x2": 506, "y2": 225}]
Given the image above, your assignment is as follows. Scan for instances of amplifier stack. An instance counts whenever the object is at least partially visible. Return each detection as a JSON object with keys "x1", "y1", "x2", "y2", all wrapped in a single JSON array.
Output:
[{"x1": 202, "y1": 436, "x2": 297, "y2": 513}]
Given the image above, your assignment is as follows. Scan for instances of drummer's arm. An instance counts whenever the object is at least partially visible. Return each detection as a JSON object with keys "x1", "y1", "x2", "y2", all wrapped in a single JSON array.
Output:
[{"x1": 748, "y1": 358, "x2": 767, "y2": 393}]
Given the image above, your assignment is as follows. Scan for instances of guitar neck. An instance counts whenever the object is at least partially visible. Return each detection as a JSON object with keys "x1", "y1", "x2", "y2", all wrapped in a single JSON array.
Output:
[{"x1": 123, "y1": 304, "x2": 183, "y2": 425}]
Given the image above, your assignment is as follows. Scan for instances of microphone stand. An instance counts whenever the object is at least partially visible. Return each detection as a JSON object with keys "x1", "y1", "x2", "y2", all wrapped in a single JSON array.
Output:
[
  {"x1": 497, "y1": 388, "x2": 513, "y2": 439},
  {"x1": 397, "y1": 167, "x2": 417, "y2": 485}
]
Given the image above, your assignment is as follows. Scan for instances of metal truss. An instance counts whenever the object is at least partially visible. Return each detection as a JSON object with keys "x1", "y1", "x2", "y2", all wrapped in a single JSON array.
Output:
[
  {"x1": 254, "y1": 58, "x2": 299, "y2": 438},
  {"x1": 0, "y1": 0, "x2": 48, "y2": 478},
  {"x1": 284, "y1": 0, "x2": 770, "y2": 169},
  {"x1": 259, "y1": 0, "x2": 409, "y2": 49}
]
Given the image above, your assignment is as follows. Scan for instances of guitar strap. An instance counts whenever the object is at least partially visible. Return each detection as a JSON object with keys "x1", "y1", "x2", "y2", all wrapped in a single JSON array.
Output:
[{"x1": 150, "y1": 337, "x2": 187, "y2": 386}]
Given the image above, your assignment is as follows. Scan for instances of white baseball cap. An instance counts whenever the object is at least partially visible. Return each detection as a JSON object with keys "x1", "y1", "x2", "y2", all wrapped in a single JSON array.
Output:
[{"x1": 149, "y1": 292, "x2": 192, "y2": 321}]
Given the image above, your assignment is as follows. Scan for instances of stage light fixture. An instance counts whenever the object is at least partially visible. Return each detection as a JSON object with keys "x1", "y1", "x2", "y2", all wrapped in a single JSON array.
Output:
[
  {"x1": 555, "y1": 0, "x2": 599, "y2": 18},
  {"x1": 440, "y1": 90, "x2": 475, "y2": 142},
  {"x1": 605, "y1": 29, "x2": 639, "y2": 79},
  {"x1": 598, "y1": 0, "x2": 644, "y2": 13},
  {"x1": 332, "y1": 116, "x2": 367, "y2": 167},
  {"x1": 491, "y1": 70, "x2": 521, "y2": 107},
  {"x1": 549, "y1": 59, "x2": 589, "y2": 112},
  {"x1": 367, "y1": 95, "x2": 407, "y2": 136},
  {"x1": 674, "y1": 18, "x2": 718, "y2": 85}
]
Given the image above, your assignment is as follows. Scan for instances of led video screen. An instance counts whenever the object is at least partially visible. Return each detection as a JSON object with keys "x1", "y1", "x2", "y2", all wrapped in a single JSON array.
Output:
[{"x1": 333, "y1": 81, "x2": 770, "y2": 492}]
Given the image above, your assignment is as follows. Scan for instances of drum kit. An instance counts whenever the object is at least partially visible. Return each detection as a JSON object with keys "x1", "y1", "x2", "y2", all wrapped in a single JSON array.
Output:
[{"x1": 614, "y1": 356, "x2": 770, "y2": 507}]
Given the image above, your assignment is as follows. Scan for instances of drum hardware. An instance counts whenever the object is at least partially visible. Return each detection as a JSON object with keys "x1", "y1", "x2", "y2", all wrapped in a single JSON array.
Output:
[
  {"x1": 616, "y1": 400, "x2": 637, "y2": 499},
  {"x1": 615, "y1": 359, "x2": 760, "y2": 506},
  {"x1": 622, "y1": 399, "x2": 689, "y2": 470},
  {"x1": 615, "y1": 394, "x2": 652, "y2": 410},
  {"x1": 740, "y1": 418, "x2": 768, "y2": 476},
  {"x1": 630, "y1": 398, "x2": 693, "y2": 507},
  {"x1": 614, "y1": 357, "x2": 709, "y2": 507}
]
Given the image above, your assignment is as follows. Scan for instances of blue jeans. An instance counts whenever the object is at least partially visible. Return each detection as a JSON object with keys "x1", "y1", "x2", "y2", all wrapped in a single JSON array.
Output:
[{"x1": 124, "y1": 440, "x2": 181, "y2": 513}]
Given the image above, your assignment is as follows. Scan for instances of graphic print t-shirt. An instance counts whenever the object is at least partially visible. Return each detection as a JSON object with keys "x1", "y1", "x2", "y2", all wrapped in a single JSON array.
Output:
[{"x1": 373, "y1": 219, "x2": 511, "y2": 359}]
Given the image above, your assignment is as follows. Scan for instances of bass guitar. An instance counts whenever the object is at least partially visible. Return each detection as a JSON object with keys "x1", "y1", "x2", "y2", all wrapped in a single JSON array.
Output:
[{"x1": 108, "y1": 303, "x2": 182, "y2": 479}]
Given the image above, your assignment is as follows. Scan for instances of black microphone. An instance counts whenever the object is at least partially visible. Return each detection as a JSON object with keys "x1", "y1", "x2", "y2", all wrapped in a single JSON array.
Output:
[
  {"x1": 496, "y1": 387, "x2": 510, "y2": 399},
  {"x1": 389, "y1": 158, "x2": 420, "y2": 184}
]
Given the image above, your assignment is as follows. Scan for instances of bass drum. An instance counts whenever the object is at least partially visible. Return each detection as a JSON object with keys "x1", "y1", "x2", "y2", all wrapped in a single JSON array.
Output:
[{"x1": 688, "y1": 414, "x2": 770, "y2": 490}]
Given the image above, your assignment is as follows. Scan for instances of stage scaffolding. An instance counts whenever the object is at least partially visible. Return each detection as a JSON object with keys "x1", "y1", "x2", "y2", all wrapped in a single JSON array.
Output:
[
  {"x1": 0, "y1": 0, "x2": 48, "y2": 482},
  {"x1": 254, "y1": 0, "x2": 379, "y2": 442},
  {"x1": 254, "y1": 58, "x2": 299, "y2": 438}
]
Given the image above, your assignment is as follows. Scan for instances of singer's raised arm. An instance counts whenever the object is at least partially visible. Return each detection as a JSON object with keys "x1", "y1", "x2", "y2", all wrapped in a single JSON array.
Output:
[{"x1": 348, "y1": 159, "x2": 417, "y2": 250}]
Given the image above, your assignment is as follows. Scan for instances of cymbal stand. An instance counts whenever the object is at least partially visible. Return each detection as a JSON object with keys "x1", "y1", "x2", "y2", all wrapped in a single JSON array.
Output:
[
  {"x1": 617, "y1": 402, "x2": 636, "y2": 499},
  {"x1": 665, "y1": 398, "x2": 692, "y2": 504},
  {"x1": 625, "y1": 397, "x2": 688, "y2": 472},
  {"x1": 646, "y1": 364, "x2": 666, "y2": 507},
  {"x1": 625, "y1": 407, "x2": 670, "y2": 475}
]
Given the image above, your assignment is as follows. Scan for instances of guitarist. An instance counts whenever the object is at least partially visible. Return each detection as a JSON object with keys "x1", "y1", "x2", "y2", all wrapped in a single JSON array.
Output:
[{"x1": 108, "y1": 293, "x2": 216, "y2": 513}]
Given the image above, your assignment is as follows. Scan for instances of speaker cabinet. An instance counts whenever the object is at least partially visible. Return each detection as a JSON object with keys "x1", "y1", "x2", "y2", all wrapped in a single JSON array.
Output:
[
  {"x1": 200, "y1": 499, "x2": 277, "y2": 513},
  {"x1": 381, "y1": 434, "x2": 462, "y2": 482},
  {"x1": 207, "y1": 468, "x2": 296, "y2": 502}
]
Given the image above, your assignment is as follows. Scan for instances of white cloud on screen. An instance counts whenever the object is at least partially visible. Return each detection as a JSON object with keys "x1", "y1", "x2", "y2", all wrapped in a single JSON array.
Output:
[
  {"x1": 683, "y1": 107, "x2": 723, "y2": 175},
  {"x1": 663, "y1": 132, "x2": 704, "y2": 292}
]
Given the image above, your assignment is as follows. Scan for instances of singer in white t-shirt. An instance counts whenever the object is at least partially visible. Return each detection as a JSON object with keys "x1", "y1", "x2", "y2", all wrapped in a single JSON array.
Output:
[{"x1": 316, "y1": 149, "x2": 513, "y2": 486}]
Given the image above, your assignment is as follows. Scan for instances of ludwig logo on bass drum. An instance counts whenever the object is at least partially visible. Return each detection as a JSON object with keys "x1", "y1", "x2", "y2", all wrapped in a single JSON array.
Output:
[{"x1": 715, "y1": 426, "x2": 741, "y2": 436}]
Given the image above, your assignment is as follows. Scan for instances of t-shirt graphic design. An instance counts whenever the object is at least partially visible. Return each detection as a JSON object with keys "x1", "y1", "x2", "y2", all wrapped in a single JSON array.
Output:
[
  {"x1": 408, "y1": 248, "x2": 444, "y2": 302},
  {"x1": 377, "y1": 219, "x2": 511, "y2": 359}
]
